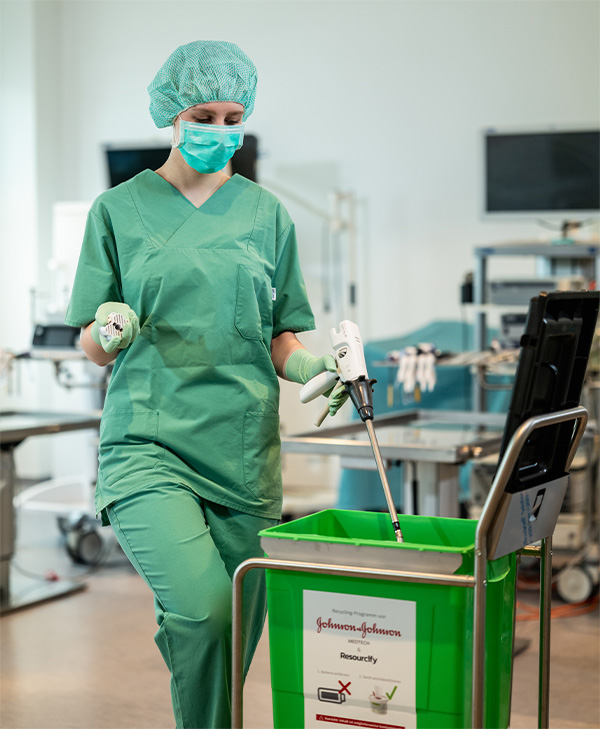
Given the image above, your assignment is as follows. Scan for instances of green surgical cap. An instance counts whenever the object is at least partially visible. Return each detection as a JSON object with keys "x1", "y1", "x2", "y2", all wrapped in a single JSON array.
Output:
[{"x1": 148, "y1": 40, "x2": 257, "y2": 127}]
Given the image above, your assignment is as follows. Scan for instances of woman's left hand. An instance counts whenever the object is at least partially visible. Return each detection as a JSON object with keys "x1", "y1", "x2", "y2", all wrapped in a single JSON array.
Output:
[{"x1": 327, "y1": 381, "x2": 349, "y2": 417}]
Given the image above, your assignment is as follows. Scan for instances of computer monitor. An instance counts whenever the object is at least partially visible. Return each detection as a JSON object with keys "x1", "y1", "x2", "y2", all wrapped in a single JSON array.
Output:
[
  {"x1": 484, "y1": 128, "x2": 600, "y2": 220},
  {"x1": 497, "y1": 290, "x2": 599, "y2": 493},
  {"x1": 105, "y1": 146, "x2": 170, "y2": 188}
]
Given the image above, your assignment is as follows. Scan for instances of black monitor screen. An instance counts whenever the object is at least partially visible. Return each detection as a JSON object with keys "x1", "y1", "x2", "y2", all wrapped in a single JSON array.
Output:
[
  {"x1": 498, "y1": 290, "x2": 599, "y2": 492},
  {"x1": 105, "y1": 135, "x2": 259, "y2": 188},
  {"x1": 231, "y1": 134, "x2": 258, "y2": 183},
  {"x1": 32, "y1": 324, "x2": 80, "y2": 348},
  {"x1": 106, "y1": 147, "x2": 170, "y2": 188},
  {"x1": 485, "y1": 130, "x2": 600, "y2": 214}
]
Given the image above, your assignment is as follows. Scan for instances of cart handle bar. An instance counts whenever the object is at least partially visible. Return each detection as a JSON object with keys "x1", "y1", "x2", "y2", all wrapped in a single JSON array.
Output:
[{"x1": 472, "y1": 405, "x2": 588, "y2": 729}]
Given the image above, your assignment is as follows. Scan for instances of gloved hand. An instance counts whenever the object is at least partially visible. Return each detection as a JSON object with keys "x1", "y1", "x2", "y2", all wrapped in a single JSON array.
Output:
[
  {"x1": 90, "y1": 302, "x2": 140, "y2": 354},
  {"x1": 284, "y1": 349, "x2": 349, "y2": 417},
  {"x1": 284, "y1": 349, "x2": 337, "y2": 385},
  {"x1": 327, "y1": 381, "x2": 349, "y2": 418}
]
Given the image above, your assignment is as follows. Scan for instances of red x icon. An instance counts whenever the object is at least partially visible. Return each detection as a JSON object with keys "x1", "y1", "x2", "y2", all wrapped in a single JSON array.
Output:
[{"x1": 338, "y1": 680, "x2": 352, "y2": 696}]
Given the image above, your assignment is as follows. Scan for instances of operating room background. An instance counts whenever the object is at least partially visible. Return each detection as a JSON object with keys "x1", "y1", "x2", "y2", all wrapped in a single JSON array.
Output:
[{"x1": 1, "y1": 0, "x2": 599, "y2": 485}]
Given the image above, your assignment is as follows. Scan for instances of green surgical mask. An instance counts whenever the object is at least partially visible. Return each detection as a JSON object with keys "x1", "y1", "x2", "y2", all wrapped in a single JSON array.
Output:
[{"x1": 174, "y1": 119, "x2": 244, "y2": 174}]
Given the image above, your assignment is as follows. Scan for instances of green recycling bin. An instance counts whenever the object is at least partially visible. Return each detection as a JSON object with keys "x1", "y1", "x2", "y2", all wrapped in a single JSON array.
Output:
[{"x1": 259, "y1": 509, "x2": 516, "y2": 729}]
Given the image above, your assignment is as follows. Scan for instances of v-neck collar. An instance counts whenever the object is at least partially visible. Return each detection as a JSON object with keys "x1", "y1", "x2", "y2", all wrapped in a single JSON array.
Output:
[
  {"x1": 125, "y1": 170, "x2": 254, "y2": 249},
  {"x1": 144, "y1": 169, "x2": 240, "y2": 211}
]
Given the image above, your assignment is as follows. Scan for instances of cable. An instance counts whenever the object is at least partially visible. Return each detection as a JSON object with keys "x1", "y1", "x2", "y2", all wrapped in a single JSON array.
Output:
[
  {"x1": 10, "y1": 533, "x2": 119, "y2": 586},
  {"x1": 515, "y1": 594, "x2": 599, "y2": 622},
  {"x1": 517, "y1": 572, "x2": 555, "y2": 591}
]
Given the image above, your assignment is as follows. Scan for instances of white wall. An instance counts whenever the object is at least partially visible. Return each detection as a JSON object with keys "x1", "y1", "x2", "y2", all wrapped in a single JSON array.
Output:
[
  {"x1": 37, "y1": 0, "x2": 600, "y2": 333},
  {"x1": 0, "y1": 0, "x2": 48, "y2": 476},
  {"x1": 0, "y1": 0, "x2": 38, "y2": 353},
  {"x1": 1, "y1": 0, "x2": 599, "y2": 476}
]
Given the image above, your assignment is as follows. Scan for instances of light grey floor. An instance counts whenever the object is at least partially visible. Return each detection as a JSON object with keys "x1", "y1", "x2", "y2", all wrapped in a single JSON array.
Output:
[{"x1": 1, "y1": 509, "x2": 598, "y2": 729}]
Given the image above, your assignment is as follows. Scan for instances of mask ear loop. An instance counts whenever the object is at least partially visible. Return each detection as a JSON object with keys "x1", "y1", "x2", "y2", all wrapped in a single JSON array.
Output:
[{"x1": 172, "y1": 113, "x2": 183, "y2": 148}]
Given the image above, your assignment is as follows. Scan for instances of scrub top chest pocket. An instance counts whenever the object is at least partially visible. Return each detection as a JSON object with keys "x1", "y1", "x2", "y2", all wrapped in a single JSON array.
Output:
[{"x1": 235, "y1": 264, "x2": 274, "y2": 342}]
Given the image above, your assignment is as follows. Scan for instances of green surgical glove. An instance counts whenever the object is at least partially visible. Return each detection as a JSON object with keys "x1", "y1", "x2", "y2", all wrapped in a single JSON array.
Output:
[
  {"x1": 284, "y1": 349, "x2": 349, "y2": 417},
  {"x1": 327, "y1": 382, "x2": 350, "y2": 418},
  {"x1": 90, "y1": 302, "x2": 140, "y2": 354},
  {"x1": 284, "y1": 349, "x2": 337, "y2": 385}
]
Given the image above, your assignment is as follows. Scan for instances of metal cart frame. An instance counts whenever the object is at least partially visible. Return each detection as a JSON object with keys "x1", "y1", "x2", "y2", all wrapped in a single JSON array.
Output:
[{"x1": 232, "y1": 405, "x2": 588, "y2": 729}]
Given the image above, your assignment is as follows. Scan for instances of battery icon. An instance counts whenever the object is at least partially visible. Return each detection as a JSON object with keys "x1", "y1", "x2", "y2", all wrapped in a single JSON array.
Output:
[{"x1": 318, "y1": 688, "x2": 346, "y2": 704}]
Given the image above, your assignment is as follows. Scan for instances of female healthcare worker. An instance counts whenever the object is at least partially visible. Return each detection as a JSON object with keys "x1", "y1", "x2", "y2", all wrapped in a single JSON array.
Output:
[{"x1": 65, "y1": 40, "x2": 345, "y2": 729}]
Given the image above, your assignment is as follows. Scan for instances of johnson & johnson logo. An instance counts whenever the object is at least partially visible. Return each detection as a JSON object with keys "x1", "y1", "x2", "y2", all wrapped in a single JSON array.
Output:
[{"x1": 316, "y1": 617, "x2": 402, "y2": 639}]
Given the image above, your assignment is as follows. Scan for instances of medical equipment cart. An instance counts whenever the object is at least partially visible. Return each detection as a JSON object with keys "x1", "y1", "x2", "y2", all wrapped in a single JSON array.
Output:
[
  {"x1": 233, "y1": 290, "x2": 598, "y2": 728},
  {"x1": 232, "y1": 405, "x2": 588, "y2": 729}
]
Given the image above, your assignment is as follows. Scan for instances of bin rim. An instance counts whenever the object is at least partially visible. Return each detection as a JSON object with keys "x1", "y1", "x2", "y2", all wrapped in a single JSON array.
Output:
[{"x1": 260, "y1": 508, "x2": 480, "y2": 556}]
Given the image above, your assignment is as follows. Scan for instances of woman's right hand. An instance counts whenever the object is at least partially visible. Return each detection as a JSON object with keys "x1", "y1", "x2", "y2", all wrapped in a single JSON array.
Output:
[{"x1": 90, "y1": 302, "x2": 140, "y2": 353}]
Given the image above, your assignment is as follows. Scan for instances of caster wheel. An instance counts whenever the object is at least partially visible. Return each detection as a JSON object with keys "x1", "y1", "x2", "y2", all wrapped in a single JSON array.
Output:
[
  {"x1": 65, "y1": 515, "x2": 104, "y2": 565},
  {"x1": 556, "y1": 566, "x2": 594, "y2": 604}
]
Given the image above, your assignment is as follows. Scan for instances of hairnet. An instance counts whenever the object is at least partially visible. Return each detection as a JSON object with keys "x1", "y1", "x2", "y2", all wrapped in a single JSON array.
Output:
[{"x1": 148, "y1": 40, "x2": 257, "y2": 127}]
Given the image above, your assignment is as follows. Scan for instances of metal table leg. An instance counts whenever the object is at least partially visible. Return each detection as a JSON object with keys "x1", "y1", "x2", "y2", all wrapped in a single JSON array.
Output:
[
  {"x1": 539, "y1": 537, "x2": 552, "y2": 729},
  {"x1": 0, "y1": 444, "x2": 86, "y2": 615},
  {"x1": 0, "y1": 446, "x2": 16, "y2": 606}
]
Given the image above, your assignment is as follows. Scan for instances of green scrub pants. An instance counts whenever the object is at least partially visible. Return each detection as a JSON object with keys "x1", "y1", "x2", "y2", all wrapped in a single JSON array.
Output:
[{"x1": 107, "y1": 481, "x2": 277, "y2": 729}]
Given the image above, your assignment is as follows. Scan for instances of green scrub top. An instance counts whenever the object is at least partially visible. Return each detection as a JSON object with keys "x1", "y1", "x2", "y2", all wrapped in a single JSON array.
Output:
[{"x1": 65, "y1": 170, "x2": 315, "y2": 522}]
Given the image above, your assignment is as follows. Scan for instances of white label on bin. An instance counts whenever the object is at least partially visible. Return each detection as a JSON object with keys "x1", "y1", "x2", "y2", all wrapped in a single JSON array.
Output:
[{"x1": 303, "y1": 590, "x2": 416, "y2": 729}]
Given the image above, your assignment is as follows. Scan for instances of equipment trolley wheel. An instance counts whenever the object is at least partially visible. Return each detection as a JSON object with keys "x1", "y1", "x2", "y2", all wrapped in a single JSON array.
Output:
[{"x1": 556, "y1": 565, "x2": 597, "y2": 604}]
